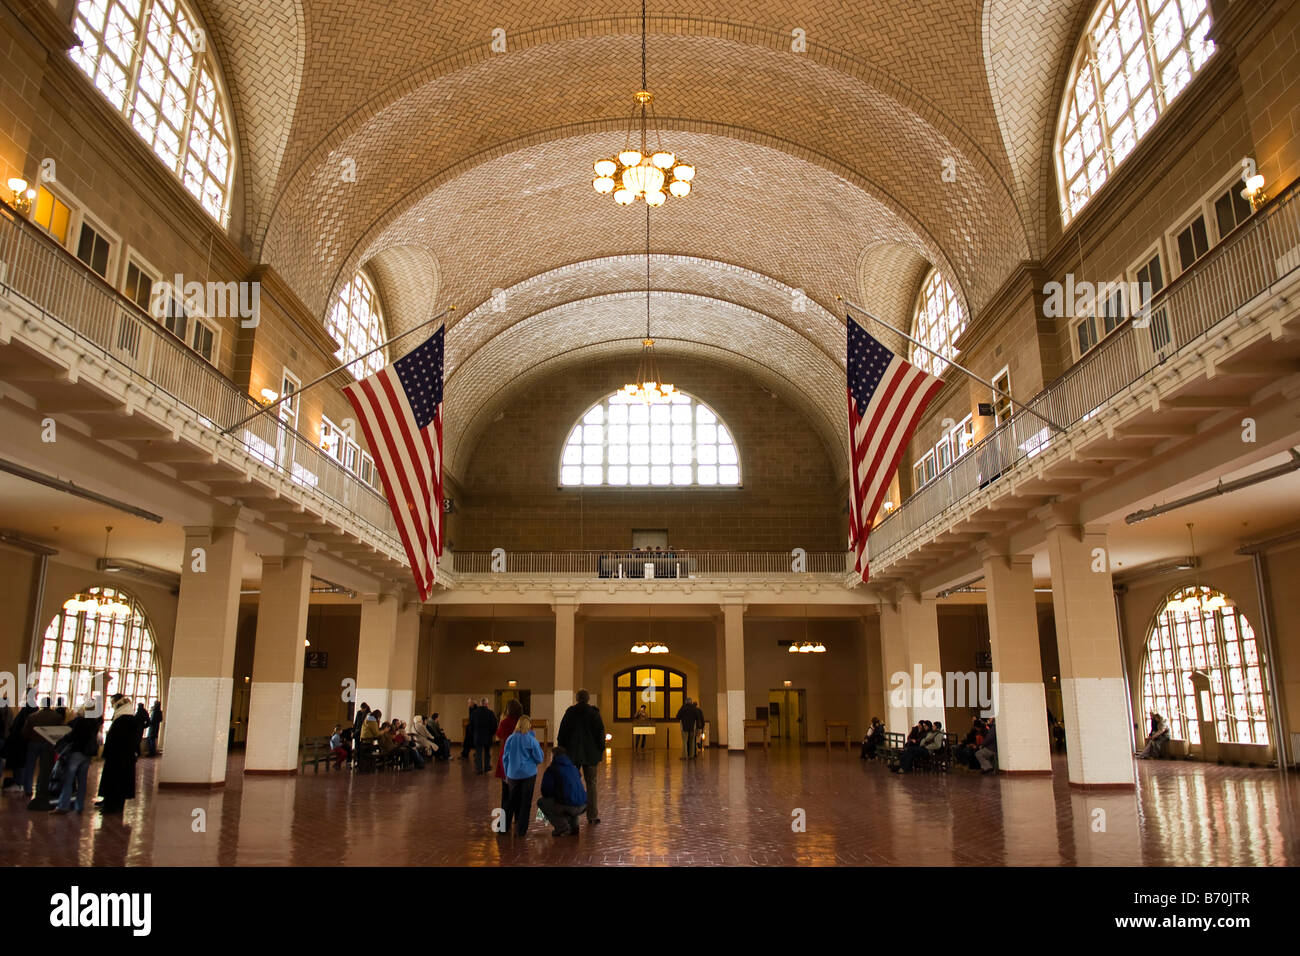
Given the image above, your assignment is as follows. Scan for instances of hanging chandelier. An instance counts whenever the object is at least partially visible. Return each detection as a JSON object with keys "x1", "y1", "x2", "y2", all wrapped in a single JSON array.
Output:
[
  {"x1": 622, "y1": 207, "x2": 675, "y2": 404},
  {"x1": 787, "y1": 606, "x2": 827, "y2": 653},
  {"x1": 631, "y1": 609, "x2": 669, "y2": 654},
  {"x1": 475, "y1": 606, "x2": 512, "y2": 653},
  {"x1": 1166, "y1": 524, "x2": 1235, "y2": 615},
  {"x1": 591, "y1": 1, "x2": 694, "y2": 206},
  {"x1": 64, "y1": 528, "x2": 133, "y2": 618}
]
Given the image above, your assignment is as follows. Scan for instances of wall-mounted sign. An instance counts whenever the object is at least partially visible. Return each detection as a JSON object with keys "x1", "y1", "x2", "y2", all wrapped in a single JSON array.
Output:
[{"x1": 305, "y1": 651, "x2": 329, "y2": 669}]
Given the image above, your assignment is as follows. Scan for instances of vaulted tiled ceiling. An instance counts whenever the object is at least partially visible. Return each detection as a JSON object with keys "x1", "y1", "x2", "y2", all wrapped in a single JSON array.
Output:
[{"x1": 193, "y1": 0, "x2": 1094, "y2": 476}]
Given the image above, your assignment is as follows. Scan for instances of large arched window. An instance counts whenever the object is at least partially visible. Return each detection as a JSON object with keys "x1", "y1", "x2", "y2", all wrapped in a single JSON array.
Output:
[
  {"x1": 70, "y1": 0, "x2": 235, "y2": 225},
  {"x1": 1140, "y1": 586, "x2": 1270, "y2": 746},
  {"x1": 614, "y1": 665, "x2": 686, "y2": 721},
  {"x1": 32, "y1": 586, "x2": 162, "y2": 708},
  {"x1": 1057, "y1": 0, "x2": 1215, "y2": 223},
  {"x1": 560, "y1": 391, "x2": 740, "y2": 488},
  {"x1": 911, "y1": 269, "x2": 966, "y2": 377},
  {"x1": 325, "y1": 272, "x2": 388, "y2": 379}
]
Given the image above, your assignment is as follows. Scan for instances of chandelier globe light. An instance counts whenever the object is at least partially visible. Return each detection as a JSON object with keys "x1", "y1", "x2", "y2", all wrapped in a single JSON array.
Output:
[{"x1": 591, "y1": 2, "x2": 694, "y2": 206}]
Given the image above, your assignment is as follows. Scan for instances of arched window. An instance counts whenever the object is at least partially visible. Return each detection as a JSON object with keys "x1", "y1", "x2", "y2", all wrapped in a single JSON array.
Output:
[
  {"x1": 325, "y1": 272, "x2": 388, "y2": 379},
  {"x1": 614, "y1": 665, "x2": 687, "y2": 721},
  {"x1": 911, "y1": 269, "x2": 966, "y2": 377},
  {"x1": 32, "y1": 586, "x2": 162, "y2": 708},
  {"x1": 1140, "y1": 585, "x2": 1270, "y2": 746},
  {"x1": 1057, "y1": 0, "x2": 1215, "y2": 223},
  {"x1": 560, "y1": 391, "x2": 740, "y2": 488},
  {"x1": 70, "y1": 0, "x2": 235, "y2": 225}
]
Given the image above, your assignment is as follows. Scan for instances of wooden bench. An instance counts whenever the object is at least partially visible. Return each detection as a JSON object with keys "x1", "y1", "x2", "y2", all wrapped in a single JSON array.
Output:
[
  {"x1": 300, "y1": 736, "x2": 336, "y2": 773},
  {"x1": 874, "y1": 732, "x2": 905, "y2": 766}
]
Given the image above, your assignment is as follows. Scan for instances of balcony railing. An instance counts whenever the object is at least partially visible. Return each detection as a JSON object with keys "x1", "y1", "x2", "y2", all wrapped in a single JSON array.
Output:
[
  {"x1": 0, "y1": 203, "x2": 401, "y2": 548},
  {"x1": 869, "y1": 180, "x2": 1300, "y2": 558},
  {"x1": 451, "y1": 550, "x2": 852, "y2": 577}
]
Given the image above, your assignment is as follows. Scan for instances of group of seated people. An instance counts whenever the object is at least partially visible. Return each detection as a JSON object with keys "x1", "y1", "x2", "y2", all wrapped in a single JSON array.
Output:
[
  {"x1": 329, "y1": 707, "x2": 451, "y2": 771},
  {"x1": 954, "y1": 717, "x2": 998, "y2": 773},
  {"x1": 859, "y1": 715, "x2": 999, "y2": 775}
]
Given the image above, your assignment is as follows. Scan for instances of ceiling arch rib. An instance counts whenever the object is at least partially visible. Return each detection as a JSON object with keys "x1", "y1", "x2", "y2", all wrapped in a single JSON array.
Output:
[
  {"x1": 443, "y1": 291, "x2": 847, "y2": 482},
  {"x1": 262, "y1": 34, "x2": 1028, "y2": 322},
  {"x1": 359, "y1": 244, "x2": 441, "y2": 359}
]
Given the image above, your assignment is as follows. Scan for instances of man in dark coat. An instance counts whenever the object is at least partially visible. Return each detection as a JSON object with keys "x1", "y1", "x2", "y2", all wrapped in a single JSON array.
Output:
[
  {"x1": 1, "y1": 701, "x2": 36, "y2": 790},
  {"x1": 557, "y1": 689, "x2": 606, "y2": 825},
  {"x1": 98, "y1": 696, "x2": 144, "y2": 813},
  {"x1": 469, "y1": 697, "x2": 498, "y2": 774},
  {"x1": 460, "y1": 698, "x2": 476, "y2": 760},
  {"x1": 146, "y1": 700, "x2": 163, "y2": 757}
]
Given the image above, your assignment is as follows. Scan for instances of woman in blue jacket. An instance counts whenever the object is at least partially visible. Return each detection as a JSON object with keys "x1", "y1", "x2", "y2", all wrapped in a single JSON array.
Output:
[{"x1": 501, "y1": 716, "x2": 545, "y2": 836}]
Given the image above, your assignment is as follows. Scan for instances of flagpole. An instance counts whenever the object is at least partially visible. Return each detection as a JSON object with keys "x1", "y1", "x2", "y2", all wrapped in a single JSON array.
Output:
[
  {"x1": 838, "y1": 296, "x2": 1065, "y2": 435},
  {"x1": 222, "y1": 305, "x2": 454, "y2": 435}
]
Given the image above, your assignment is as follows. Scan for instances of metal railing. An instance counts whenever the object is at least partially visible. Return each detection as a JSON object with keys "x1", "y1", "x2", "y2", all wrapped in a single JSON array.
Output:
[
  {"x1": 0, "y1": 203, "x2": 402, "y2": 549},
  {"x1": 451, "y1": 550, "x2": 852, "y2": 577},
  {"x1": 869, "y1": 180, "x2": 1300, "y2": 558}
]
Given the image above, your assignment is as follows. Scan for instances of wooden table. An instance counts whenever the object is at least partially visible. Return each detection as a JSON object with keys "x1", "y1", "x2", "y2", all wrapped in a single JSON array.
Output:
[
  {"x1": 825, "y1": 720, "x2": 852, "y2": 752},
  {"x1": 743, "y1": 719, "x2": 770, "y2": 750},
  {"x1": 530, "y1": 718, "x2": 549, "y2": 747}
]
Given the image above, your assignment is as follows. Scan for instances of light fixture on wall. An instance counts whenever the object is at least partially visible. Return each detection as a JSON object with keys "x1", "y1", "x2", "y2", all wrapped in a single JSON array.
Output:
[
  {"x1": 259, "y1": 387, "x2": 279, "y2": 404},
  {"x1": 590, "y1": 0, "x2": 694, "y2": 206},
  {"x1": 7, "y1": 177, "x2": 35, "y2": 216},
  {"x1": 1242, "y1": 172, "x2": 1267, "y2": 211}
]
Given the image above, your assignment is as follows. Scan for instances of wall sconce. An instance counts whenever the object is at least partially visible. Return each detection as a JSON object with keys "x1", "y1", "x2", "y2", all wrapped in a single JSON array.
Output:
[
  {"x1": 259, "y1": 387, "x2": 279, "y2": 404},
  {"x1": 1243, "y1": 173, "x2": 1267, "y2": 211},
  {"x1": 7, "y1": 177, "x2": 35, "y2": 216},
  {"x1": 782, "y1": 680, "x2": 792, "y2": 687},
  {"x1": 507, "y1": 680, "x2": 517, "y2": 687}
]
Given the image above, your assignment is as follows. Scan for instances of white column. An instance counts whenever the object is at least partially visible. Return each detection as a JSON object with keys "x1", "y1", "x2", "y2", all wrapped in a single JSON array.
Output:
[
  {"x1": 388, "y1": 600, "x2": 422, "y2": 722},
  {"x1": 981, "y1": 550, "x2": 1052, "y2": 773},
  {"x1": 356, "y1": 592, "x2": 398, "y2": 719},
  {"x1": 901, "y1": 590, "x2": 944, "y2": 726},
  {"x1": 553, "y1": 599, "x2": 576, "y2": 718},
  {"x1": 723, "y1": 600, "x2": 746, "y2": 751},
  {"x1": 245, "y1": 553, "x2": 312, "y2": 773},
  {"x1": 878, "y1": 601, "x2": 910, "y2": 733},
  {"x1": 160, "y1": 514, "x2": 246, "y2": 787},
  {"x1": 1045, "y1": 516, "x2": 1135, "y2": 788},
  {"x1": 714, "y1": 612, "x2": 729, "y2": 748}
]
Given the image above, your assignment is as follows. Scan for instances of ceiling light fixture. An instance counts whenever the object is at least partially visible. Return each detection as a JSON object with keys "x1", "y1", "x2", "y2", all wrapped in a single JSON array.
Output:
[
  {"x1": 621, "y1": 207, "x2": 675, "y2": 404},
  {"x1": 631, "y1": 606, "x2": 668, "y2": 655},
  {"x1": 591, "y1": 0, "x2": 694, "y2": 206}
]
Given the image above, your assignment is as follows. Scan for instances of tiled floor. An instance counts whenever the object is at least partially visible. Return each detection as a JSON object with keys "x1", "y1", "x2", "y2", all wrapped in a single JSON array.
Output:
[{"x1": 3, "y1": 747, "x2": 1297, "y2": 866}]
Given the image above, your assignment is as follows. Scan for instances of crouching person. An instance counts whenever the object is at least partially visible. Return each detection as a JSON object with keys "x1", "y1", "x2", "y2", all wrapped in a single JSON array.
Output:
[{"x1": 537, "y1": 746, "x2": 587, "y2": 837}]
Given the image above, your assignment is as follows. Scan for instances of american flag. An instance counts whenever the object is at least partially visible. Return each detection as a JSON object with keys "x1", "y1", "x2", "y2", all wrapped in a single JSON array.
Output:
[
  {"x1": 343, "y1": 327, "x2": 444, "y2": 601},
  {"x1": 847, "y1": 317, "x2": 944, "y2": 582}
]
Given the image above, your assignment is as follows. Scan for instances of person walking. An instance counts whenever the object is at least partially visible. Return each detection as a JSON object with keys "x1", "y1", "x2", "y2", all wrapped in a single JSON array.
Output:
[
  {"x1": 470, "y1": 697, "x2": 498, "y2": 774},
  {"x1": 494, "y1": 699, "x2": 523, "y2": 810},
  {"x1": 537, "y1": 745, "x2": 587, "y2": 837},
  {"x1": 633, "y1": 704, "x2": 650, "y2": 752},
  {"x1": 557, "y1": 689, "x2": 606, "y2": 825},
  {"x1": 675, "y1": 698, "x2": 703, "y2": 759},
  {"x1": 460, "y1": 698, "x2": 477, "y2": 760},
  {"x1": 52, "y1": 700, "x2": 103, "y2": 814},
  {"x1": 145, "y1": 700, "x2": 163, "y2": 757},
  {"x1": 97, "y1": 695, "x2": 143, "y2": 813},
  {"x1": 501, "y1": 716, "x2": 545, "y2": 836}
]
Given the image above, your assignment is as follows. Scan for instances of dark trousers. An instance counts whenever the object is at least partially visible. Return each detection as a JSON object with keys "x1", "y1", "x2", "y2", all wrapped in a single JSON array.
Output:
[
  {"x1": 474, "y1": 744, "x2": 491, "y2": 774},
  {"x1": 505, "y1": 776, "x2": 537, "y2": 835},
  {"x1": 537, "y1": 796, "x2": 585, "y2": 834},
  {"x1": 461, "y1": 730, "x2": 473, "y2": 759},
  {"x1": 899, "y1": 743, "x2": 926, "y2": 772},
  {"x1": 581, "y1": 764, "x2": 598, "y2": 822}
]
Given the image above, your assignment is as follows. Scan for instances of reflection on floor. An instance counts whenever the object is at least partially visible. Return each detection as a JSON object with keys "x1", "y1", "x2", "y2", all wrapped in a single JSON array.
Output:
[{"x1": 3, "y1": 748, "x2": 1297, "y2": 866}]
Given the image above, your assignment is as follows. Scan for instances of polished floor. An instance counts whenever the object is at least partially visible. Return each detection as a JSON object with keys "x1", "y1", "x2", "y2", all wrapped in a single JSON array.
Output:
[{"x1": 3, "y1": 746, "x2": 1297, "y2": 866}]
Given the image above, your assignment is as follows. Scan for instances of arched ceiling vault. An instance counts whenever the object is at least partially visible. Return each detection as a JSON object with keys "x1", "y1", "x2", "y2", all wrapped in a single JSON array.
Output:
[{"x1": 444, "y1": 290, "x2": 847, "y2": 483}]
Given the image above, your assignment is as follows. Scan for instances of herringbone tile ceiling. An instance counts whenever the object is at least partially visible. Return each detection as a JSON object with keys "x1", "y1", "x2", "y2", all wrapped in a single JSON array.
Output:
[{"x1": 192, "y1": 0, "x2": 1091, "y2": 461}]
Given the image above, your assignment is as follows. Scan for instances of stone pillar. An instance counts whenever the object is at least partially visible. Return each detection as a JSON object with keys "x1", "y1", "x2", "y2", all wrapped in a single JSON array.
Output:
[
  {"x1": 981, "y1": 550, "x2": 1052, "y2": 773},
  {"x1": 388, "y1": 600, "x2": 422, "y2": 722},
  {"x1": 714, "y1": 612, "x2": 729, "y2": 748},
  {"x1": 160, "y1": 515, "x2": 246, "y2": 787},
  {"x1": 245, "y1": 553, "x2": 313, "y2": 773},
  {"x1": 1045, "y1": 518, "x2": 1135, "y2": 788},
  {"x1": 722, "y1": 600, "x2": 746, "y2": 751},
  {"x1": 553, "y1": 600, "x2": 576, "y2": 718},
  {"x1": 878, "y1": 600, "x2": 910, "y2": 733},
  {"x1": 356, "y1": 592, "x2": 398, "y2": 720}
]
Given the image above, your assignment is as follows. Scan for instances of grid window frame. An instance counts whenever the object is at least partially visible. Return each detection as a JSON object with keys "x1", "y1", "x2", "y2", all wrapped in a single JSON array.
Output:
[
  {"x1": 910, "y1": 269, "x2": 967, "y2": 378},
  {"x1": 325, "y1": 272, "x2": 389, "y2": 381},
  {"x1": 614, "y1": 665, "x2": 687, "y2": 722}
]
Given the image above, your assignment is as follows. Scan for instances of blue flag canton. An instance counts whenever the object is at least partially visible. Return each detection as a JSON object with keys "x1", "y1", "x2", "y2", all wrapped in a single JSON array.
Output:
[
  {"x1": 847, "y1": 320, "x2": 895, "y2": 417},
  {"x1": 393, "y1": 326, "x2": 444, "y2": 429}
]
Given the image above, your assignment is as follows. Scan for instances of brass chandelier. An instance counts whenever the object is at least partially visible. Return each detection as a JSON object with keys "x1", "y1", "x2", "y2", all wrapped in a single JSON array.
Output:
[
  {"x1": 591, "y1": 1, "x2": 695, "y2": 206},
  {"x1": 621, "y1": 207, "x2": 675, "y2": 404}
]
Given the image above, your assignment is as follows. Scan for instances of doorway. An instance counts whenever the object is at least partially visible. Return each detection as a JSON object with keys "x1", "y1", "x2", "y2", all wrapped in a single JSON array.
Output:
[
  {"x1": 767, "y1": 689, "x2": 806, "y2": 744},
  {"x1": 496, "y1": 688, "x2": 531, "y2": 717}
]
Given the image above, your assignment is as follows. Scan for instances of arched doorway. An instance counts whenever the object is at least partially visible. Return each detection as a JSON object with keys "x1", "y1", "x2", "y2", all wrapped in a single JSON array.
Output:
[
  {"x1": 32, "y1": 585, "x2": 162, "y2": 708},
  {"x1": 1139, "y1": 585, "x2": 1270, "y2": 746}
]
